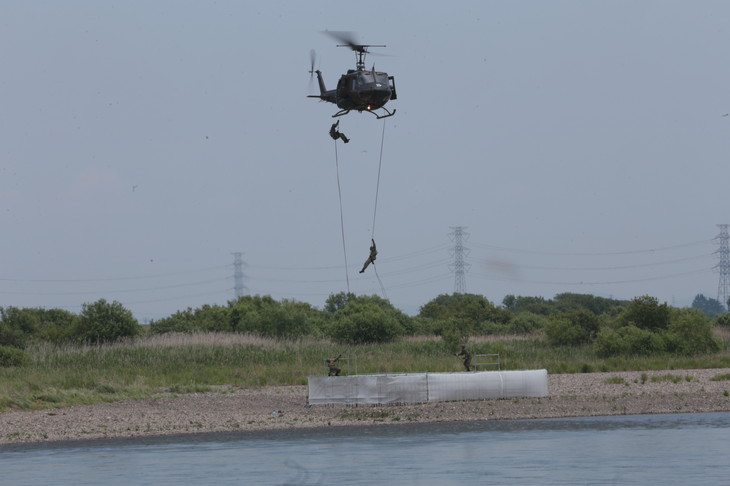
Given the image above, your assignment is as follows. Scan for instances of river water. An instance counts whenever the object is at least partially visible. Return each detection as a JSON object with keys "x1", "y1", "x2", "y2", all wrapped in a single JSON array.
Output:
[{"x1": 1, "y1": 412, "x2": 729, "y2": 485}]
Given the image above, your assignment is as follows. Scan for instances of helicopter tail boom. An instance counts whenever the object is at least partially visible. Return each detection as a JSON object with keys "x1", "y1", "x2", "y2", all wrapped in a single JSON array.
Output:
[
  {"x1": 314, "y1": 70, "x2": 327, "y2": 96},
  {"x1": 307, "y1": 70, "x2": 338, "y2": 104}
]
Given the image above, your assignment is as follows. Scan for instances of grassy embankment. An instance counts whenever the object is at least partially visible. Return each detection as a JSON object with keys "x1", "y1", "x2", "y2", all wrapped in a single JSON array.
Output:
[{"x1": 2, "y1": 329, "x2": 730, "y2": 412}]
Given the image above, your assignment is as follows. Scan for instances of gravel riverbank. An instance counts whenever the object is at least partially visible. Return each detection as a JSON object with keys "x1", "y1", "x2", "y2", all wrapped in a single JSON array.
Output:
[{"x1": 2, "y1": 368, "x2": 730, "y2": 445}]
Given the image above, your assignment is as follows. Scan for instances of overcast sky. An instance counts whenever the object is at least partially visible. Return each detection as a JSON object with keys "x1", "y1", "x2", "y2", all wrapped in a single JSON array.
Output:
[{"x1": 1, "y1": 0, "x2": 729, "y2": 321}]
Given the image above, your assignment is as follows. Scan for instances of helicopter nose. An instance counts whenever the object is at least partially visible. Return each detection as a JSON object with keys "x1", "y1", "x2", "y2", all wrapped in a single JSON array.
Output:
[{"x1": 363, "y1": 88, "x2": 390, "y2": 107}]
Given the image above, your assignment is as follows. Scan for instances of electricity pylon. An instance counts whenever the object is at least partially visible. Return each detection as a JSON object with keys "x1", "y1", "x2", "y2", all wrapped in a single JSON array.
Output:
[{"x1": 449, "y1": 226, "x2": 471, "y2": 293}]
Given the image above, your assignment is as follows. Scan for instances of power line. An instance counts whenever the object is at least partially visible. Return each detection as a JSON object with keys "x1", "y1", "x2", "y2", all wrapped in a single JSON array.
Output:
[
  {"x1": 1, "y1": 235, "x2": 715, "y2": 315},
  {"x1": 0, "y1": 276, "x2": 232, "y2": 296},
  {"x1": 239, "y1": 236, "x2": 715, "y2": 296},
  {"x1": 470, "y1": 239, "x2": 713, "y2": 256},
  {"x1": 385, "y1": 273, "x2": 454, "y2": 291},
  {"x1": 246, "y1": 244, "x2": 451, "y2": 271},
  {"x1": 481, "y1": 253, "x2": 712, "y2": 272},
  {"x1": 54, "y1": 288, "x2": 235, "y2": 311},
  {"x1": 471, "y1": 267, "x2": 714, "y2": 286},
  {"x1": 121, "y1": 288, "x2": 235, "y2": 306},
  {"x1": 0, "y1": 264, "x2": 231, "y2": 283}
]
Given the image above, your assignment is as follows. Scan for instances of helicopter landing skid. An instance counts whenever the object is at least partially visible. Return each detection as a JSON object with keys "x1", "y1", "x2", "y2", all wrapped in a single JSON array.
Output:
[
  {"x1": 331, "y1": 107, "x2": 396, "y2": 119},
  {"x1": 372, "y1": 107, "x2": 396, "y2": 119}
]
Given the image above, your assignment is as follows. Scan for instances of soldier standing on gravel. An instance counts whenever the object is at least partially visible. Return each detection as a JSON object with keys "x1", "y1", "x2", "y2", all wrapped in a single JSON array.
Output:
[
  {"x1": 455, "y1": 345, "x2": 473, "y2": 372},
  {"x1": 326, "y1": 355, "x2": 342, "y2": 376}
]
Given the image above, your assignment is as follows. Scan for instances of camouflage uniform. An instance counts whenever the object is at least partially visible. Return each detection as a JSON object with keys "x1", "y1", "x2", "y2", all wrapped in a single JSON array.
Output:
[
  {"x1": 359, "y1": 239, "x2": 377, "y2": 273},
  {"x1": 456, "y1": 345, "x2": 473, "y2": 372},
  {"x1": 329, "y1": 121, "x2": 350, "y2": 143},
  {"x1": 326, "y1": 356, "x2": 341, "y2": 376}
]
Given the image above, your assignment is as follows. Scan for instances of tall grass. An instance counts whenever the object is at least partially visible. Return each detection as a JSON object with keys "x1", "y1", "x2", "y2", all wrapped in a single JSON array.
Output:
[{"x1": 2, "y1": 332, "x2": 730, "y2": 412}]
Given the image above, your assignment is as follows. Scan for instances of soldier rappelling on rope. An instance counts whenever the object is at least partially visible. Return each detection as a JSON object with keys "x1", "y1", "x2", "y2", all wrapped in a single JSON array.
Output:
[
  {"x1": 359, "y1": 239, "x2": 377, "y2": 273},
  {"x1": 329, "y1": 120, "x2": 349, "y2": 143}
]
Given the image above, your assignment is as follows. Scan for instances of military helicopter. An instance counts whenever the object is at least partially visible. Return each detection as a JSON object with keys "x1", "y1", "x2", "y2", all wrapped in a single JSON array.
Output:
[{"x1": 308, "y1": 31, "x2": 397, "y2": 119}]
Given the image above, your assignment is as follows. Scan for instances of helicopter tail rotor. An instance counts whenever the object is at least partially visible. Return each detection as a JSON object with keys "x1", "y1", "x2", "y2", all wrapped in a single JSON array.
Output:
[
  {"x1": 307, "y1": 49, "x2": 329, "y2": 98},
  {"x1": 309, "y1": 49, "x2": 317, "y2": 90}
]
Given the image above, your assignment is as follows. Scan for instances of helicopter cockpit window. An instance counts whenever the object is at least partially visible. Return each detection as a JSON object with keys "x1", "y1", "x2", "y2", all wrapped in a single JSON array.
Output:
[
  {"x1": 359, "y1": 73, "x2": 375, "y2": 85},
  {"x1": 374, "y1": 73, "x2": 389, "y2": 84}
]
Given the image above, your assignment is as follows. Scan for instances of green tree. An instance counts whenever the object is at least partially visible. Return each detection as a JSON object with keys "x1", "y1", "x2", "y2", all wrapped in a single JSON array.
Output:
[
  {"x1": 228, "y1": 295, "x2": 279, "y2": 334},
  {"x1": 326, "y1": 293, "x2": 412, "y2": 334},
  {"x1": 593, "y1": 328, "x2": 624, "y2": 357},
  {"x1": 716, "y1": 312, "x2": 730, "y2": 328},
  {"x1": 620, "y1": 325, "x2": 666, "y2": 355},
  {"x1": 619, "y1": 295, "x2": 670, "y2": 331},
  {"x1": 0, "y1": 307, "x2": 78, "y2": 347},
  {"x1": 328, "y1": 301, "x2": 403, "y2": 344},
  {"x1": 594, "y1": 308, "x2": 717, "y2": 357},
  {"x1": 664, "y1": 308, "x2": 718, "y2": 355},
  {"x1": 503, "y1": 293, "x2": 628, "y2": 317},
  {"x1": 545, "y1": 317, "x2": 584, "y2": 346},
  {"x1": 545, "y1": 310, "x2": 600, "y2": 346},
  {"x1": 593, "y1": 325, "x2": 666, "y2": 357},
  {"x1": 502, "y1": 295, "x2": 517, "y2": 311},
  {"x1": 150, "y1": 308, "x2": 199, "y2": 334},
  {"x1": 150, "y1": 304, "x2": 231, "y2": 334},
  {"x1": 0, "y1": 345, "x2": 29, "y2": 367},
  {"x1": 503, "y1": 295, "x2": 553, "y2": 315},
  {"x1": 324, "y1": 292, "x2": 357, "y2": 313},
  {"x1": 438, "y1": 317, "x2": 472, "y2": 352},
  {"x1": 35, "y1": 308, "x2": 79, "y2": 342},
  {"x1": 401, "y1": 315, "x2": 435, "y2": 336},
  {"x1": 226, "y1": 295, "x2": 322, "y2": 338},
  {"x1": 259, "y1": 299, "x2": 318, "y2": 338},
  {"x1": 691, "y1": 293, "x2": 725, "y2": 317},
  {"x1": 420, "y1": 293, "x2": 509, "y2": 332},
  {"x1": 0, "y1": 309, "x2": 27, "y2": 348},
  {"x1": 72, "y1": 299, "x2": 140, "y2": 344},
  {"x1": 553, "y1": 293, "x2": 627, "y2": 315},
  {"x1": 508, "y1": 312, "x2": 547, "y2": 334}
]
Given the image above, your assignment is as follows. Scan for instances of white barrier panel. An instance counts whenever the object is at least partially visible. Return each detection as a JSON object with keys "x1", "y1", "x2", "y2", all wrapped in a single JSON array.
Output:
[
  {"x1": 307, "y1": 373, "x2": 429, "y2": 405},
  {"x1": 425, "y1": 370, "x2": 547, "y2": 402},
  {"x1": 307, "y1": 370, "x2": 548, "y2": 405}
]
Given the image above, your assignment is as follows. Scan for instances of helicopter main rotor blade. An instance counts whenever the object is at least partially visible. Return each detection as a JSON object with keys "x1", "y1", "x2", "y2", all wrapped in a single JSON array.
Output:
[
  {"x1": 322, "y1": 30, "x2": 360, "y2": 49},
  {"x1": 321, "y1": 30, "x2": 385, "y2": 53}
]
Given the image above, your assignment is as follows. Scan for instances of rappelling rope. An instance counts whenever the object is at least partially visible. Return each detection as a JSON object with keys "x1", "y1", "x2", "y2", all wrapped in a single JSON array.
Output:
[
  {"x1": 371, "y1": 119, "x2": 388, "y2": 299},
  {"x1": 373, "y1": 264, "x2": 388, "y2": 300},
  {"x1": 332, "y1": 119, "x2": 388, "y2": 299},
  {"x1": 371, "y1": 119, "x2": 387, "y2": 239},
  {"x1": 333, "y1": 139, "x2": 351, "y2": 292}
]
